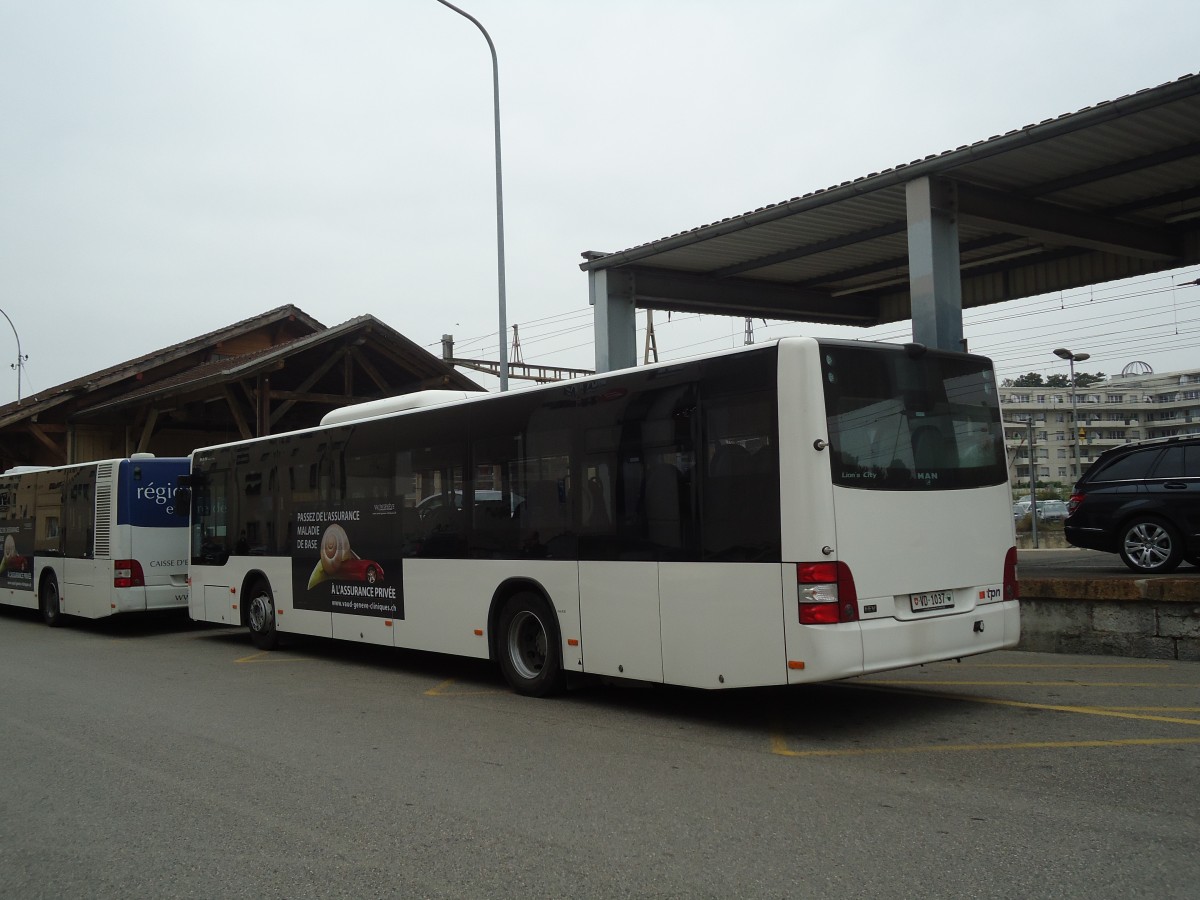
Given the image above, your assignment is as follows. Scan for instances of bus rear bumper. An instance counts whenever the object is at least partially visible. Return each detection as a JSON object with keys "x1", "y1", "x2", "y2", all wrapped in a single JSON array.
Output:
[
  {"x1": 860, "y1": 599, "x2": 1020, "y2": 675},
  {"x1": 113, "y1": 584, "x2": 190, "y2": 614}
]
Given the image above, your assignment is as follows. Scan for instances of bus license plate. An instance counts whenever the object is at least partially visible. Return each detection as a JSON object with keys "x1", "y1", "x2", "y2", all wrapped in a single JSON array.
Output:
[{"x1": 910, "y1": 590, "x2": 954, "y2": 612}]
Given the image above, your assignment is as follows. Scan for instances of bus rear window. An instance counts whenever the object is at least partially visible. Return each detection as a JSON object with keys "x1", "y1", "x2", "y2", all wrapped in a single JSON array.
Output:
[{"x1": 819, "y1": 344, "x2": 1006, "y2": 490}]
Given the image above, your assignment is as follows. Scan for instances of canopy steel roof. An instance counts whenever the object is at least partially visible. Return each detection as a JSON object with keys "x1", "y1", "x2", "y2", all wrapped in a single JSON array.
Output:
[{"x1": 580, "y1": 73, "x2": 1200, "y2": 328}]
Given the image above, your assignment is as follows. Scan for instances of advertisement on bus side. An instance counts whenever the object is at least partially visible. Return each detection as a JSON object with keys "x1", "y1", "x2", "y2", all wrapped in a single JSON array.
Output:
[
  {"x1": 0, "y1": 519, "x2": 35, "y2": 592},
  {"x1": 290, "y1": 503, "x2": 403, "y2": 619}
]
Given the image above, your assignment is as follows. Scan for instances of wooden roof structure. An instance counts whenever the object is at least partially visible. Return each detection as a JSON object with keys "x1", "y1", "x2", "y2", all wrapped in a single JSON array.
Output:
[{"x1": 0, "y1": 305, "x2": 481, "y2": 469}]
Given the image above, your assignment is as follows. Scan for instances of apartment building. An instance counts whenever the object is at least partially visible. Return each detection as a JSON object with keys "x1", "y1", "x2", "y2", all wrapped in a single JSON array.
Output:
[{"x1": 1001, "y1": 363, "x2": 1200, "y2": 490}]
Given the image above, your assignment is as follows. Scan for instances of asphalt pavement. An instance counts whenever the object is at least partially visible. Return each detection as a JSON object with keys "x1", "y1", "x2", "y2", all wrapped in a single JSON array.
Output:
[{"x1": 2, "y1": 606, "x2": 1198, "y2": 899}]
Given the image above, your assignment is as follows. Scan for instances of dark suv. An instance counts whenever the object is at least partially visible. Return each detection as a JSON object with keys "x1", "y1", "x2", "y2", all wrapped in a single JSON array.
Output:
[{"x1": 1064, "y1": 435, "x2": 1200, "y2": 573}]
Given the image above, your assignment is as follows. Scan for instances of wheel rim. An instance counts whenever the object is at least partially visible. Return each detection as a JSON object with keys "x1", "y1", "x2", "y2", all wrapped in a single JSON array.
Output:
[
  {"x1": 1124, "y1": 522, "x2": 1171, "y2": 570},
  {"x1": 248, "y1": 593, "x2": 273, "y2": 632},
  {"x1": 506, "y1": 610, "x2": 547, "y2": 681}
]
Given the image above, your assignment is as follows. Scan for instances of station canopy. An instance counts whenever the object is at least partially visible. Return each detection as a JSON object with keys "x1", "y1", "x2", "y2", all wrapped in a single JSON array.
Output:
[{"x1": 580, "y1": 73, "x2": 1200, "y2": 329}]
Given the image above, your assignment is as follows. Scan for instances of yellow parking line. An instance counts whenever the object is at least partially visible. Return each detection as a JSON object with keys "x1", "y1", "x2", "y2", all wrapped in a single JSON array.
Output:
[
  {"x1": 855, "y1": 684, "x2": 1200, "y2": 726},
  {"x1": 955, "y1": 663, "x2": 1172, "y2": 669},
  {"x1": 957, "y1": 695, "x2": 1200, "y2": 726},
  {"x1": 234, "y1": 652, "x2": 316, "y2": 664},
  {"x1": 424, "y1": 678, "x2": 505, "y2": 697},
  {"x1": 771, "y1": 735, "x2": 1200, "y2": 758},
  {"x1": 859, "y1": 679, "x2": 1200, "y2": 688}
]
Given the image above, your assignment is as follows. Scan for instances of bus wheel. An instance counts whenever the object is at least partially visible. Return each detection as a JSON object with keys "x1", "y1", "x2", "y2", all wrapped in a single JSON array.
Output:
[
  {"x1": 496, "y1": 592, "x2": 565, "y2": 697},
  {"x1": 39, "y1": 574, "x2": 65, "y2": 628},
  {"x1": 247, "y1": 580, "x2": 280, "y2": 651}
]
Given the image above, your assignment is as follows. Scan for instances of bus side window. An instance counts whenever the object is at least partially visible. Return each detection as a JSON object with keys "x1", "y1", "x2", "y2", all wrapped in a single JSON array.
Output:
[
  {"x1": 513, "y1": 442, "x2": 573, "y2": 558},
  {"x1": 408, "y1": 442, "x2": 466, "y2": 558},
  {"x1": 700, "y1": 389, "x2": 779, "y2": 562},
  {"x1": 581, "y1": 466, "x2": 611, "y2": 530},
  {"x1": 34, "y1": 471, "x2": 64, "y2": 556},
  {"x1": 193, "y1": 466, "x2": 232, "y2": 566},
  {"x1": 643, "y1": 462, "x2": 684, "y2": 549},
  {"x1": 63, "y1": 467, "x2": 96, "y2": 560}
]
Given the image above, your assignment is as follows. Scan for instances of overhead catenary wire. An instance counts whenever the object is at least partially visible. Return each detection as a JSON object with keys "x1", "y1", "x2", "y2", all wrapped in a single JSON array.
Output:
[{"x1": 426, "y1": 266, "x2": 1200, "y2": 380}]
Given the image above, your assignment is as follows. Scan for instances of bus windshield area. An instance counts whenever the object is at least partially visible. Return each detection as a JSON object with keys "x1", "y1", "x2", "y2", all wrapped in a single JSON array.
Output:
[{"x1": 820, "y1": 343, "x2": 1007, "y2": 490}]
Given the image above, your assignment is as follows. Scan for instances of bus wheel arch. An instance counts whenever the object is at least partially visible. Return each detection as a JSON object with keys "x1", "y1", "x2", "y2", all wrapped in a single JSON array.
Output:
[
  {"x1": 243, "y1": 572, "x2": 280, "y2": 651},
  {"x1": 489, "y1": 580, "x2": 565, "y2": 697},
  {"x1": 39, "y1": 570, "x2": 65, "y2": 628}
]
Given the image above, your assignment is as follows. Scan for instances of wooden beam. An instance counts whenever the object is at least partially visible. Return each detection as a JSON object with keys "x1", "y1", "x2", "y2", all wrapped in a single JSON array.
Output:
[
  {"x1": 269, "y1": 348, "x2": 348, "y2": 426},
  {"x1": 349, "y1": 347, "x2": 391, "y2": 392},
  {"x1": 136, "y1": 409, "x2": 160, "y2": 453},
  {"x1": 257, "y1": 375, "x2": 271, "y2": 437},
  {"x1": 222, "y1": 386, "x2": 253, "y2": 440},
  {"x1": 266, "y1": 389, "x2": 374, "y2": 405},
  {"x1": 26, "y1": 423, "x2": 67, "y2": 463}
]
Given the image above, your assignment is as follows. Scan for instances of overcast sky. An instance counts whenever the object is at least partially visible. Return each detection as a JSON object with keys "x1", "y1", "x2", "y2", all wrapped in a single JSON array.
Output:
[{"x1": 2, "y1": 0, "x2": 1198, "y2": 405}]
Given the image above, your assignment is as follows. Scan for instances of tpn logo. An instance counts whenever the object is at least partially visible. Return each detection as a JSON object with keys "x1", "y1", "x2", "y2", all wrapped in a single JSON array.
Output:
[{"x1": 978, "y1": 587, "x2": 1002, "y2": 600}]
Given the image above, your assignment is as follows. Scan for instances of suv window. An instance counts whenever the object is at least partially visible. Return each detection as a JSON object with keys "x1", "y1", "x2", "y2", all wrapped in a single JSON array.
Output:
[
  {"x1": 1090, "y1": 448, "x2": 1161, "y2": 482},
  {"x1": 1150, "y1": 444, "x2": 1200, "y2": 479}
]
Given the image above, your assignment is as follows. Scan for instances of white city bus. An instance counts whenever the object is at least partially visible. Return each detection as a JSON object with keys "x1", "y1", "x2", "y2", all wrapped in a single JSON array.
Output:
[
  {"x1": 0, "y1": 455, "x2": 191, "y2": 626},
  {"x1": 185, "y1": 338, "x2": 1019, "y2": 695}
]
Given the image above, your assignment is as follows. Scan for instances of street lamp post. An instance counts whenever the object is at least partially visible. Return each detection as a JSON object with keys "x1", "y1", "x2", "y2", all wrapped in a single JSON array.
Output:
[
  {"x1": 0, "y1": 307, "x2": 28, "y2": 402},
  {"x1": 434, "y1": 0, "x2": 509, "y2": 392},
  {"x1": 1053, "y1": 347, "x2": 1090, "y2": 480}
]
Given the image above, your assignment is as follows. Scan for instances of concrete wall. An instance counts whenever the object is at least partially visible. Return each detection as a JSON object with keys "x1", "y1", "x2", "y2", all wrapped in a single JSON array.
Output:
[{"x1": 1018, "y1": 577, "x2": 1200, "y2": 661}]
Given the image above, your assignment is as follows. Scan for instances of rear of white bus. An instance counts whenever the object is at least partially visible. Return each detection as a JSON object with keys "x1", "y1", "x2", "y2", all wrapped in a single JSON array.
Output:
[
  {"x1": 777, "y1": 338, "x2": 1019, "y2": 683},
  {"x1": 111, "y1": 458, "x2": 190, "y2": 614}
]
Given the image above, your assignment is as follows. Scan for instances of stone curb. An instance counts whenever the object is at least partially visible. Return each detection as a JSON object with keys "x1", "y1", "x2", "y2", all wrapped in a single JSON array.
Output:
[
  {"x1": 1017, "y1": 578, "x2": 1200, "y2": 661},
  {"x1": 1021, "y1": 576, "x2": 1200, "y2": 603}
]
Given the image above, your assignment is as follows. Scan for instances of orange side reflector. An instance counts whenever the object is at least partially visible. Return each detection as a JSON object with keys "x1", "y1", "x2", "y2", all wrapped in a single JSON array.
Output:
[
  {"x1": 787, "y1": 660, "x2": 806, "y2": 670},
  {"x1": 473, "y1": 629, "x2": 484, "y2": 636},
  {"x1": 230, "y1": 587, "x2": 236, "y2": 594},
  {"x1": 277, "y1": 609, "x2": 283, "y2": 615},
  {"x1": 231, "y1": 604, "x2": 238, "y2": 610},
  {"x1": 110, "y1": 603, "x2": 117, "y2": 609},
  {"x1": 567, "y1": 638, "x2": 579, "y2": 646},
  {"x1": 385, "y1": 620, "x2": 393, "y2": 627}
]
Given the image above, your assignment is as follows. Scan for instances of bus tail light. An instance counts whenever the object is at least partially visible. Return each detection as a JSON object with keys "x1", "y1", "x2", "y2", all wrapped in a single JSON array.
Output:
[
  {"x1": 114, "y1": 559, "x2": 145, "y2": 589},
  {"x1": 797, "y1": 562, "x2": 859, "y2": 624},
  {"x1": 1003, "y1": 546, "x2": 1019, "y2": 602}
]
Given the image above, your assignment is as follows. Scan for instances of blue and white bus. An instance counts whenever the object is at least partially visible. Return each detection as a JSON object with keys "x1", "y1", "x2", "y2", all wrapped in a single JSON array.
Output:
[
  {"x1": 185, "y1": 338, "x2": 1020, "y2": 695},
  {"x1": 0, "y1": 455, "x2": 190, "y2": 626}
]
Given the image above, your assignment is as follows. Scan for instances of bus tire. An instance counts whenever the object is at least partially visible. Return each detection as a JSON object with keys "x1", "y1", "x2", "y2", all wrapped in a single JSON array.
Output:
[
  {"x1": 496, "y1": 591, "x2": 565, "y2": 697},
  {"x1": 246, "y1": 579, "x2": 280, "y2": 650},
  {"x1": 39, "y1": 574, "x2": 65, "y2": 628}
]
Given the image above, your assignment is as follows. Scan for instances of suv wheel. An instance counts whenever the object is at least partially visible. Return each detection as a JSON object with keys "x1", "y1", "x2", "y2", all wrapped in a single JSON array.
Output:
[{"x1": 1118, "y1": 516, "x2": 1183, "y2": 574}]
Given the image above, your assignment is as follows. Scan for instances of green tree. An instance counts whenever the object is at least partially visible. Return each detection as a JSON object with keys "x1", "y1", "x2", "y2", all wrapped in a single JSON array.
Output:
[
  {"x1": 1011, "y1": 372, "x2": 1045, "y2": 387},
  {"x1": 1046, "y1": 374, "x2": 1070, "y2": 387},
  {"x1": 1073, "y1": 371, "x2": 1105, "y2": 388}
]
